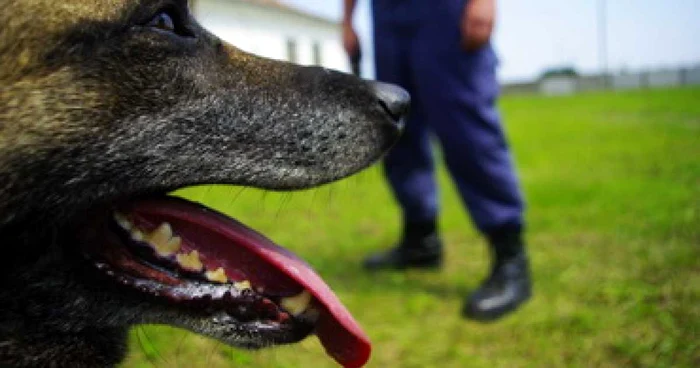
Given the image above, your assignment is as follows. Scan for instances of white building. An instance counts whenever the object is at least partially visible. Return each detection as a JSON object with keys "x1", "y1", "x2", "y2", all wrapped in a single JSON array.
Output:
[{"x1": 191, "y1": 0, "x2": 350, "y2": 73}]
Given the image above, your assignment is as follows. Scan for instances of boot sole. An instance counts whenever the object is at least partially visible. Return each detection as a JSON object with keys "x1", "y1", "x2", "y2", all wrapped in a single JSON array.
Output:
[{"x1": 461, "y1": 292, "x2": 531, "y2": 322}]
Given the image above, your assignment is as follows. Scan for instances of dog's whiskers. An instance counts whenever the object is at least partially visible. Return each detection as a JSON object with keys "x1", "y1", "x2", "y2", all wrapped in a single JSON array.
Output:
[
  {"x1": 274, "y1": 193, "x2": 294, "y2": 220},
  {"x1": 325, "y1": 185, "x2": 335, "y2": 209},
  {"x1": 232, "y1": 186, "x2": 247, "y2": 205},
  {"x1": 135, "y1": 327, "x2": 160, "y2": 368},
  {"x1": 205, "y1": 338, "x2": 224, "y2": 368},
  {"x1": 173, "y1": 330, "x2": 191, "y2": 368}
]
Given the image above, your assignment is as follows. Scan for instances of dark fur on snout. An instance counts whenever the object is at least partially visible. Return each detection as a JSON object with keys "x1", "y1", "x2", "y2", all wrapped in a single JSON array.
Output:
[{"x1": 0, "y1": 0, "x2": 400, "y2": 366}]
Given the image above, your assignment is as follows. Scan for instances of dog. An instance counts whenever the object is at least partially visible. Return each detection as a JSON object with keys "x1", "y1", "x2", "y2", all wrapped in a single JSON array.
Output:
[{"x1": 0, "y1": 0, "x2": 409, "y2": 367}]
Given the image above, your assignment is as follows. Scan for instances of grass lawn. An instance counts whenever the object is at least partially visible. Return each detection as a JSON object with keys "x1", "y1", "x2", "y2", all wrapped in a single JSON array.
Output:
[{"x1": 121, "y1": 87, "x2": 700, "y2": 368}]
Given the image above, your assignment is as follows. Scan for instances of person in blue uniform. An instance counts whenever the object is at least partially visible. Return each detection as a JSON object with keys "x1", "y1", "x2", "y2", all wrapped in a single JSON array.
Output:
[{"x1": 343, "y1": 0, "x2": 531, "y2": 321}]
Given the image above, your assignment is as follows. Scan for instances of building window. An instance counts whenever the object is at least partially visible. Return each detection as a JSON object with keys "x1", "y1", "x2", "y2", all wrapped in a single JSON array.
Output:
[
  {"x1": 286, "y1": 38, "x2": 298, "y2": 63},
  {"x1": 312, "y1": 41, "x2": 323, "y2": 66}
]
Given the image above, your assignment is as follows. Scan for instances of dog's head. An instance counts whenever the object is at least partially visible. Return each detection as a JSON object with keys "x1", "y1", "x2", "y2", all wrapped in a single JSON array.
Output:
[{"x1": 0, "y1": 0, "x2": 408, "y2": 367}]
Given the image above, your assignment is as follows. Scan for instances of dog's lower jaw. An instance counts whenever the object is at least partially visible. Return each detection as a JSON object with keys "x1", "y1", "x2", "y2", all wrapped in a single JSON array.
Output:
[
  {"x1": 0, "y1": 326, "x2": 129, "y2": 368},
  {"x1": 0, "y1": 192, "x2": 372, "y2": 367}
]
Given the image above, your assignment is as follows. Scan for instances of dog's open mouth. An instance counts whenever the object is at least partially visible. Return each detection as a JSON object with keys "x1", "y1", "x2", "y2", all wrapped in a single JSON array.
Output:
[{"x1": 78, "y1": 195, "x2": 369, "y2": 368}]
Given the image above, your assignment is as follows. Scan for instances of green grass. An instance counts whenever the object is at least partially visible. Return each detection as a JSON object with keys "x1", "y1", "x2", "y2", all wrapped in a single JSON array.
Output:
[{"x1": 121, "y1": 87, "x2": 700, "y2": 368}]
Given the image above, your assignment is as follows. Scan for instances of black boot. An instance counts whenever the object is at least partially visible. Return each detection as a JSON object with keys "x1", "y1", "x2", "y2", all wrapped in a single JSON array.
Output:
[
  {"x1": 363, "y1": 220, "x2": 443, "y2": 270},
  {"x1": 462, "y1": 227, "x2": 532, "y2": 321}
]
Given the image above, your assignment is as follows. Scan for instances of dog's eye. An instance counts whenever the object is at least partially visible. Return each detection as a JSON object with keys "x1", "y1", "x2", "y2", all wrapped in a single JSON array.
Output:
[
  {"x1": 145, "y1": 8, "x2": 194, "y2": 37},
  {"x1": 148, "y1": 12, "x2": 176, "y2": 32}
]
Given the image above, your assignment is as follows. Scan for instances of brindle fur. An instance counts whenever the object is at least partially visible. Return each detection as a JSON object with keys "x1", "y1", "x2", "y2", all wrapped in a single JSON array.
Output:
[{"x1": 0, "y1": 0, "x2": 400, "y2": 366}]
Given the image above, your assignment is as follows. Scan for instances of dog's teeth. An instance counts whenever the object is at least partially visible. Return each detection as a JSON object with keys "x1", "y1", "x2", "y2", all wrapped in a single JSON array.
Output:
[
  {"x1": 163, "y1": 236, "x2": 182, "y2": 255},
  {"x1": 113, "y1": 212, "x2": 132, "y2": 230},
  {"x1": 130, "y1": 229, "x2": 144, "y2": 242},
  {"x1": 234, "y1": 280, "x2": 251, "y2": 291},
  {"x1": 147, "y1": 223, "x2": 180, "y2": 256},
  {"x1": 205, "y1": 267, "x2": 228, "y2": 283},
  {"x1": 148, "y1": 222, "x2": 172, "y2": 244},
  {"x1": 280, "y1": 290, "x2": 312, "y2": 316},
  {"x1": 175, "y1": 250, "x2": 203, "y2": 272},
  {"x1": 168, "y1": 235, "x2": 182, "y2": 246}
]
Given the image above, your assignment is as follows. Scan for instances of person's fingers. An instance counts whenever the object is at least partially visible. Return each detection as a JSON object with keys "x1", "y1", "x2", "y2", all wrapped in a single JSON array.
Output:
[
  {"x1": 460, "y1": 0, "x2": 495, "y2": 51},
  {"x1": 342, "y1": 27, "x2": 361, "y2": 58},
  {"x1": 462, "y1": 17, "x2": 493, "y2": 51}
]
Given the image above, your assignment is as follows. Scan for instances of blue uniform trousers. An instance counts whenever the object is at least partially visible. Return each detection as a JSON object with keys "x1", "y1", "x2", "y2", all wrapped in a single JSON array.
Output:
[{"x1": 372, "y1": 0, "x2": 524, "y2": 233}]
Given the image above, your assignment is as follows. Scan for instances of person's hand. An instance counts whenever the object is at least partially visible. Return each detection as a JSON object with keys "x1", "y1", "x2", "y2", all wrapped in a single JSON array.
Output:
[
  {"x1": 343, "y1": 22, "x2": 361, "y2": 60},
  {"x1": 461, "y1": 0, "x2": 496, "y2": 51}
]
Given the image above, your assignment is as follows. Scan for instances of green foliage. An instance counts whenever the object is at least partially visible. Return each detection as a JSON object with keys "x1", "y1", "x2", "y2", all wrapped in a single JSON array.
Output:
[
  {"x1": 122, "y1": 88, "x2": 700, "y2": 368},
  {"x1": 541, "y1": 66, "x2": 579, "y2": 79}
]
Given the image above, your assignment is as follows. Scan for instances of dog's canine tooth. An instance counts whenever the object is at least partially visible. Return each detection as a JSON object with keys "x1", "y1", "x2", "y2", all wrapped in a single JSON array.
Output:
[
  {"x1": 234, "y1": 280, "x2": 251, "y2": 291},
  {"x1": 113, "y1": 212, "x2": 132, "y2": 231},
  {"x1": 205, "y1": 267, "x2": 228, "y2": 283},
  {"x1": 280, "y1": 290, "x2": 312, "y2": 316},
  {"x1": 175, "y1": 250, "x2": 203, "y2": 272}
]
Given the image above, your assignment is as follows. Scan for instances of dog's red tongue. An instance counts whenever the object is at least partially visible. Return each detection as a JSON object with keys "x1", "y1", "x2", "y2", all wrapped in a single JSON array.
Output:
[{"x1": 129, "y1": 197, "x2": 370, "y2": 368}]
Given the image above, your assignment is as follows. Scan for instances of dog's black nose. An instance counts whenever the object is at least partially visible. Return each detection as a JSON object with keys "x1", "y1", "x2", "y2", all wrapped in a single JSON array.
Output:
[{"x1": 370, "y1": 81, "x2": 410, "y2": 129}]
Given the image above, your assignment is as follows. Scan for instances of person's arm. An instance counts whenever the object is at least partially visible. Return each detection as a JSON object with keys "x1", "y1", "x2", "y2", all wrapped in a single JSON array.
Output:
[
  {"x1": 461, "y1": 0, "x2": 496, "y2": 51},
  {"x1": 343, "y1": 0, "x2": 357, "y2": 26},
  {"x1": 342, "y1": 0, "x2": 361, "y2": 60}
]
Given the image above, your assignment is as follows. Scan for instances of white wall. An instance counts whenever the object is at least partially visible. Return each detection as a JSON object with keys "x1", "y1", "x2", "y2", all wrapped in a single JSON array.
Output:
[
  {"x1": 193, "y1": 0, "x2": 349, "y2": 73},
  {"x1": 539, "y1": 76, "x2": 577, "y2": 96}
]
